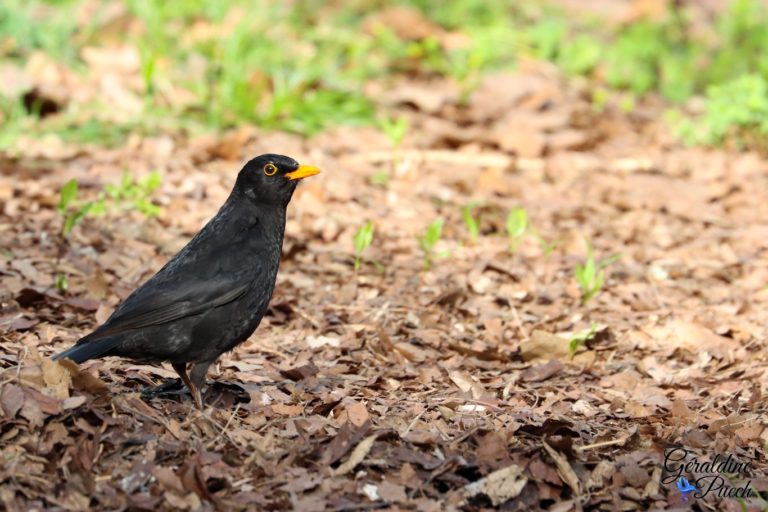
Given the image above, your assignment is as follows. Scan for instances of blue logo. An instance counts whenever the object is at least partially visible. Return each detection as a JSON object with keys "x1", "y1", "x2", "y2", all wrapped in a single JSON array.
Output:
[{"x1": 677, "y1": 477, "x2": 697, "y2": 495}]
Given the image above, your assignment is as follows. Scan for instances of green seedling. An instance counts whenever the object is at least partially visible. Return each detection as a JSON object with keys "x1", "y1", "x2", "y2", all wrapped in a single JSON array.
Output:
[
  {"x1": 506, "y1": 207, "x2": 528, "y2": 252},
  {"x1": 140, "y1": 47, "x2": 157, "y2": 98},
  {"x1": 460, "y1": 202, "x2": 480, "y2": 243},
  {"x1": 591, "y1": 88, "x2": 610, "y2": 113},
  {"x1": 369, "y1": 170, "x2": 390, "y2": 187},
  {"x1": 353, "y1": 221, "x2": 374, "y2": 271},
  {"x1": 54, "y1": 273, "x2": 68, "y2": 294},
  {"x1": 56, "y1": 171, "x2": 162, "y2": 236},
  {"x1": 378, "y1": 115, "x2": 409, "y2": 147},
  {"x1": 418, "y1": 217, "x2": 444, "y2": 270},
  {"x1": 575, "y1": 241, "x2": 620, "y2": 305},
  {"x1": 103, "y1": 170, "x2": 162, "y2": 217},
  {"x1": 568, "y1": 322, "x2": 598, "y2": 359},
  {"x1": 57, "y1": 179, "x2": 97, "y2": 236},
  {"x1": 536, "y1": 233, "x2": 559, "y2": 257}
]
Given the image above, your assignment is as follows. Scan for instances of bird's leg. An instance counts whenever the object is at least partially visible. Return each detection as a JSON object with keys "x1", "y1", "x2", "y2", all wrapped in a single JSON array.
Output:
[
  {"x1": 172, "y1": 362, "x2": 203, "y2": 410},
  {"x1": 188, "y1": 361, "x2": 213, "y2": 410}
]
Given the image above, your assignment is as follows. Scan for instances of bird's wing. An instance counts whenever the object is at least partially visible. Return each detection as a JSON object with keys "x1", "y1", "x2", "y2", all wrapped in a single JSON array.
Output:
[{"x1": 83, "y1": 279, "x2": 251, "y2": 340}]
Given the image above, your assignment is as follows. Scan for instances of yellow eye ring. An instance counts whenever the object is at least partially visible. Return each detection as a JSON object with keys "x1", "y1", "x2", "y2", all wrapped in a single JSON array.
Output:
[{"x1": 263, "y1": 163, "x2": 278, "y2": 176}]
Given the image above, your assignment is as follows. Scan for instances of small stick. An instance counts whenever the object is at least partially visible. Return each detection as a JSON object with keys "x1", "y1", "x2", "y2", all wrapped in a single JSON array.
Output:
[
  {"x1": 575, "y1": 437, "x2": 628, "y2": 452},
  {"x1": 207, "y1": 402, "x2": 242, "y2": 449},
  {"x1": 400, "y1": 407, "x2": 430, "y2": 438}
]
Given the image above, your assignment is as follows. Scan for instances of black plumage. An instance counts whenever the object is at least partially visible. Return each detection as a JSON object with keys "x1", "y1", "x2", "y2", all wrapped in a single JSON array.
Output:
[{"x1": 53, "y1": 154, "x2": 320, "y2": 408}]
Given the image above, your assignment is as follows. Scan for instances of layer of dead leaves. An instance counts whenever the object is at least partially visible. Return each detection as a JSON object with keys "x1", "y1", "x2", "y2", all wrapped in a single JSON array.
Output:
[{"x1": 2, "y1": 7, "x2": 768, "y2": 512}]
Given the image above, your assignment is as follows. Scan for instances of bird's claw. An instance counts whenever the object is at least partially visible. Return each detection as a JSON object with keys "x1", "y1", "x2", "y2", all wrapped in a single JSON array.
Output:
[{"x1": 140, "y1": 378, "x2": 188, "y2": 399}]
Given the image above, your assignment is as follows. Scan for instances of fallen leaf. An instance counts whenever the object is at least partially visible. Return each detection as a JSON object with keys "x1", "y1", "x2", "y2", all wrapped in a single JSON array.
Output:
[
  {"x1": 464, "y1": 464, "x2": 527, "y2": 506},
  {"x1": 271, "y1": 403, "x2": 304, "y2": 416},
  {"x1": 378, "y1": 481, "x2": 407, "y2": 503},
  {"x1": 521, "y1": 360, "x2": 563, "y2": 382},
  {"x1": 42, "y1": 358, "x2": 71, "y2": 399},
  {"x1": 543, "y1": 442, "x2": 581, "y2": 495},
  {"x1": 333, "y1": 434, "x2": 378, "y2": 476},
  {"x1": 520, "y1": 330, "x2": 569, "y2": 362},
  {"x1": 0, "y1": 384, "x2": 25, "y2": 417}
]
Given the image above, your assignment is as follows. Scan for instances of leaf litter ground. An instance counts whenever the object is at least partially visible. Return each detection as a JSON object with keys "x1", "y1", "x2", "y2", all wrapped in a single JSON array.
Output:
[{"x1": 1, "y1": 58, "x2": 768, "y2": 512}]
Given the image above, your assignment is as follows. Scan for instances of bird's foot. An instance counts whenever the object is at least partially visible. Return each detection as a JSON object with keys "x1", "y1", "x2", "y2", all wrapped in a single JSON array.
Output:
[{"x1": 140, "y1": 378, "x2": 188, "y2": 400}]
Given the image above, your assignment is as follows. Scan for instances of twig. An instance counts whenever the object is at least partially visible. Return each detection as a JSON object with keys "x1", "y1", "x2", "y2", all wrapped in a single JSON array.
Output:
[
  {"x1": 207, "y1": 402, "x2": 242, "y2": 449},
  {"x1": 575, "y1": 437, "x2": 628, "y2": 452},
  {"x1": 293, "y1": 308, "x2": 321, "y2": 329},
  {"x1": 400, "y1": 407, "x2": 430, "y2": 438}
]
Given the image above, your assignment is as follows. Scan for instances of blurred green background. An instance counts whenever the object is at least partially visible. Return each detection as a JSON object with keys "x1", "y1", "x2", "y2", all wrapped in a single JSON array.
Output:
[{"x1": 2, "y1": 0, "x2": 768, "y2": 150}]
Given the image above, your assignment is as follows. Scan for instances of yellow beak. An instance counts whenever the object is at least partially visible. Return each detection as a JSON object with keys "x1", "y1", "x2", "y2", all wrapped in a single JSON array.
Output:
[{"x1": 286, "y1": 164, "x2": 321, "y2": 181}]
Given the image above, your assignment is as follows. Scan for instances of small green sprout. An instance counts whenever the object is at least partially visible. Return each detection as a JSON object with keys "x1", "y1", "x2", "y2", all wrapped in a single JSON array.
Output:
[
  {"x1": 575, "y1": 241, "x2": 620, "y2": 305},
  {"x1": 369, "y1": 170, "x2": 390, "y2": 187},
  {"x1": 506, "y1": 207, "x2": 528, "y2": 251},
  {"x1": 460, "y1": 202, "x2": 480, "y2": 243},
  {"x1": 418, "y1": 218, "x2": 444, "y2": 270},
  {"x1": 54, "y1": 273, "x2": 68, "y2": 294},
  {"x1": 57, "y1": 179, "x2": 97, "y2": 236},
  {"x1": 535, "y1": 233, "x2": 559, "y2": 257},
  {"x1": 140, "y1": 47, "x2": 157, "y2": 98},
  {"x1": 104, "y1": 170, "x2": 162, "y2": 217},
  {"x1": 353, "y1": 221, "x2": 374, "y2": 271},
  {"x1": 378, "y1": 115, "x2": 409, "y2": 147},
  {"x1": 568, "y1": 322, "x2": 598, "y2": 359},
  {"x1": 56, "y1": 171, "x2": 162, "y2": 237}
]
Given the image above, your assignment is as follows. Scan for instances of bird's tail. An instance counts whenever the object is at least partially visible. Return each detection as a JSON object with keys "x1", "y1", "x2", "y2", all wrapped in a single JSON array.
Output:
[{"x1": 51, "y1": 336, "x2": 120, "y2": 364}]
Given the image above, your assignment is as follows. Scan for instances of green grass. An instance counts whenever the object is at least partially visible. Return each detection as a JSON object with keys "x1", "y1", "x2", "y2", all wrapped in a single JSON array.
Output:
[
  {"x1": 674, "y1": 74, "x2": 768, "y2": 148},
  {"x1": 0, "y1": 0, "x2": 82, "y2": 63},
  {"x1": 418, "y1": 218, "x2": 445, "y2": 270},
  {"x1": 353, "y1": 221, "x2": 374, "y2": 271},
  {"x1": 461, "y1": 202, "x2": 480, "y2": 244},
  {"x1": 506, "y1": 207, "x2": 528, "y2": 252},
  {"x1": 56, "y1": 171, "x2": 162, "y2": 236},
  {"x1": 3, "y1": 0, "x2": 768, "y2": 149},
  {"x1": 574, "y1": 241, "x2": 620, "y2": 305}
]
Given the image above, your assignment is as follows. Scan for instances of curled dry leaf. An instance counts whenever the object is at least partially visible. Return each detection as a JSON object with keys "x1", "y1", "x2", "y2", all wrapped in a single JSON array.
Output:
[
  {"x1": 464, "y1": 464, "x2": 527, "y2": 506},
  {"x1": 333, "y1": 434, "x2": 378, "y2": 476},
  {"x1": 543, "y1": 442, "x2": 581, "y2": 496}
]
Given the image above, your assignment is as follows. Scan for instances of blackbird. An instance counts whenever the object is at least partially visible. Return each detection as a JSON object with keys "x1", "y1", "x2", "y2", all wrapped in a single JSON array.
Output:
[{"x1": 52, "y1": 154, "x2": 320, "y2": 409}]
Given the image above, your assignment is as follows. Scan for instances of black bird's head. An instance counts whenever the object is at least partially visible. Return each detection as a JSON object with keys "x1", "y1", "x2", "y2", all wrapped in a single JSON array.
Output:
[{"x1": 235, "y1": 154, "x2": 321, "y2": 206}]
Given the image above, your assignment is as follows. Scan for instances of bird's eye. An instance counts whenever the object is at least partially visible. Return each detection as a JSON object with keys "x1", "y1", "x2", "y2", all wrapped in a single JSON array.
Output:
[{"x1": 263, "y1": 163, "x2": 278, "y2": 176}]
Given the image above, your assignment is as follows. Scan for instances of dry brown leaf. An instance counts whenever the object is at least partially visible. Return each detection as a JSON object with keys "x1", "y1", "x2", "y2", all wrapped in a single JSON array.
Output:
[
  {"x1": 41, "y1": 358, "x2": 71, "y2": 399},
  {"x1": 625, "y1": 401, "x2": 653, "y2": 418},
  {"x1": 587, "y1": 460, "x2": 614, "y2": 489},
  {"x1": 521, "y1": 360, "x2": 563, "y2": 382},
  {"x1": 543, "y1": 442, "x2": 581, "y2": 496},
  {"x1": 464, "y1": 464, "x2": 527, "y2": 506},
  {"x1": 520, "y1": 330, "x2": 569, "y2": 363},
  {"x1": 333, "y1": 434, "x2": 378, "y2": 476},
  {"x1": 647, "y1": 320, "x2": 740, "y2": 358},
  {"x1": 271, "y1": 403, "x2": 304, "y2": 416},
  {"x1": 670, "y1": 399, "x2": 694, "y2": 422},
  {"x1": 342, "y1": 401, "x2": 370, "y2": 428},
  {"x1": 377, "y1": 481, "x2": 407, "y2": 503},
  {"x1": 393, "y1": 342, "x2": 427, "y2": 362},
  {"x1": 58, "y1": 359, "x2": 109, "y2": 394},
  {"x1": 0, "y1": 384, "x2": 25, "y2": 418}
]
